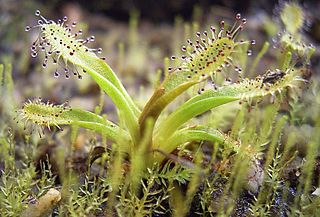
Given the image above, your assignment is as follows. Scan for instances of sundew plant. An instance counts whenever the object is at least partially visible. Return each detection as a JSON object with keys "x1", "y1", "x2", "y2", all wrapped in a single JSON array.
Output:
[
  {"x1": 21, "y1": 10, "x2": 303, "y2": 163},
  {"x1": 0, "y1": 2, "x2": 319, "y2": 216}
]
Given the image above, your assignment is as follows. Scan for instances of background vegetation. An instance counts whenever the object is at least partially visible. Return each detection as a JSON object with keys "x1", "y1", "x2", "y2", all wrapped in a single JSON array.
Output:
[{"x1": 0, "y1": 0, "x2": 320, "y2": 216}]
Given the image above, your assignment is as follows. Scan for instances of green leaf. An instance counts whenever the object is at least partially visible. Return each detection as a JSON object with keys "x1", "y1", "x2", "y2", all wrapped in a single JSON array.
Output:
[
  {"x1": 280, "y1": 2, "x2": 304, "y2": 35},
  {"x1": 139, "y1": 81, "x2": 197, "y2": 127},
  {"x1": 154, "y1": 68, "x2": 301, "y2": 147},
  {"x1": 83, "y1": 63, "x2": 140, "y2": 144},
  {"x1": 21, "y1": 99, "x2": 130, "y2": 142},
  {"x1": 28, "y1": 16, "x2": 140, "y2": 144},
  {"x1": 153, "y1": 126, "x2": 225, "y2": 163},
  {"x1": 154, "y1": 96, "x2": 237, "y2": 145},
  {"x1": 139, "y1": 24, "x2": 244, "y2": 129}
]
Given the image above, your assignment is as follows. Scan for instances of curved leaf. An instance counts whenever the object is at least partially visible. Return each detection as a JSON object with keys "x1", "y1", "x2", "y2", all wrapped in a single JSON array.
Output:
[
  {"x1": 139, "y1": 24, "x2": 245, "y2": 129},
  {"x1": 26, "y1": 15, "x2": 140, "y2": 143},
  {"x1": 153, "y1": 126, "x2": 228, "y2": 163},
  {"x1": 21, "y1": 99, "x2": 130, "y2": 142},
  {"x1": 154, "y1": 68, "x2": 301, "y2": 145}
]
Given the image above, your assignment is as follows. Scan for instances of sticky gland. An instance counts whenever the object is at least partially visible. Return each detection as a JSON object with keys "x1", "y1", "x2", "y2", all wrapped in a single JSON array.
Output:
[{"x1": 25, "y1": 10, "x2": 103, "y2": 80}]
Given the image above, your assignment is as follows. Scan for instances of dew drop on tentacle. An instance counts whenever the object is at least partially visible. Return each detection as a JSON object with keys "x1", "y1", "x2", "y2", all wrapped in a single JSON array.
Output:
[
  {"x1": 247, "y1": 49, "x2": 252, "y2": 56},
  {"x1": 187, "y1": 39, "x2": 193, "y2": 46},
  {"x1": 31, "y1": 45, "x2": 36, "y2": 51},
  {"x1": 235, "y1": 66, "x2": 241, "y2": 73},
  {"x1": 225, "y1": 77, "x2": 232, "y2": 85},
  {"x1": 225, "y1": 61, "x2": 230, "y2": 68},
  {"x1": 220, "y1": 20, "x2": 225, "y2": 30},
  {"x1": 35, "y1": 10, "x2": 41, "y2": 16},
  {"x1": 54, "y1": 70, "x2": 60, "y2": 78},
  {"x1": 25, "y1": 26, "x2": 31, "y2": 32},
  {"x1": 31, "y1": 52, "x2": 38, "y2": 58},
  {"x1": 210, "y1": 26, "x2": 216, "y2": 34},
  {"x1": 203, "y1": 31, "x2": 208, "y2": 37}
]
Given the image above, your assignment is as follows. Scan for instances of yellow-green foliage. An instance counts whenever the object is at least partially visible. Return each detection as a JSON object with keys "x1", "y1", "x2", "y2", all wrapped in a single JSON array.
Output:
[
  {"x1": 19, "y1": 98, "x2": 126, "y2": 141},
  {"x1": 280, "y1": 2, "x2": 304, "y2": 35},
  {"x1": 140, "y1": 16, "x2": 247, "y2": 126},
  {"x1": 279, "y1": 2, "x2": 315, "y2": 58}
]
